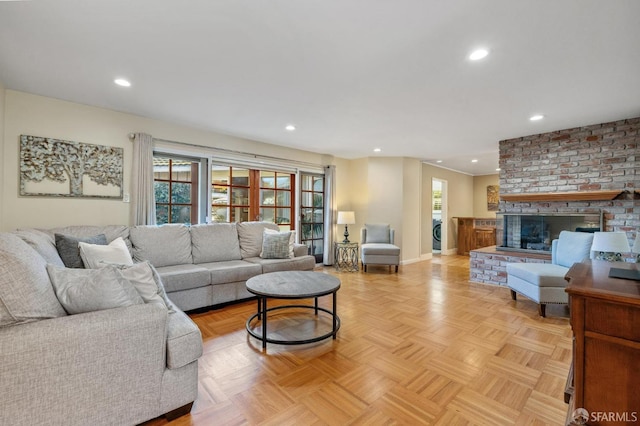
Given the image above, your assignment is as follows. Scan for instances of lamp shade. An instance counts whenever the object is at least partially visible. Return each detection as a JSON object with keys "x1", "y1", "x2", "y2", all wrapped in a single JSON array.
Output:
[
  {"x1": 591, "y1": 232, "x2": 631, "y2": 253},
  {"x1": 337, "y1": 211, "x2": 356, "y2": 225}
]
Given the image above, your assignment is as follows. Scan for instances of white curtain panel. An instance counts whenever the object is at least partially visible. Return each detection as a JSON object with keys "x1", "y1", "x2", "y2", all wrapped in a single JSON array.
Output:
[
  {"x1": 323, "y1": 165, "x2": 336, "y2": 265},
  {"x1": 131, "y1": 133, "x2": 156, "y2": 225}
]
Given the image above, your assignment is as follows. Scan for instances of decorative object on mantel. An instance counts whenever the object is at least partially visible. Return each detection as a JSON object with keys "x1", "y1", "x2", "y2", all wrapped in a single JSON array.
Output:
[
  {"x1": 20, "y1": 135, "x2": 123, "y2": 198},
  {"x1": 591, "y1": 231, "x2": 630, "y2": 262},
  {"x1": 487, "y1": 185, "x2": 499, "y2": 211},
  {"x1": 500, "y1": 190, "x2": 625, "y2": 202},
  {"x1": 337, "y1": 211, "x2": 355, "y2": 243}
]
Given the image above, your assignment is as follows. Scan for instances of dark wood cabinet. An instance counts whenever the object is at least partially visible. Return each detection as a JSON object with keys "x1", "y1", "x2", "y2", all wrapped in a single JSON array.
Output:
[
  {"x1": 564, "y1": 260, "x2": 640, "y2": 425},
  {"x1": 457, "y1": 217, "x2": 496, "y2": 255}
]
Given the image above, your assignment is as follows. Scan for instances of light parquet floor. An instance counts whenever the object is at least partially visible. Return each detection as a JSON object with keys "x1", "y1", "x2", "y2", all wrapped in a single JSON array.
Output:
[{"x1": 143, "y1": 255, "x2": 572, "y2": 426}]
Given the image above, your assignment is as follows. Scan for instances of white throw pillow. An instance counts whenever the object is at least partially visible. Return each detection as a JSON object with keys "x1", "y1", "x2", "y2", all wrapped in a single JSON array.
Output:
[
  {"x1": 79, "y1": 237, "x2": 133, "y2": 269},
  {"x1": 261, "y1": 228, "x2": 295, "y2": 258}
]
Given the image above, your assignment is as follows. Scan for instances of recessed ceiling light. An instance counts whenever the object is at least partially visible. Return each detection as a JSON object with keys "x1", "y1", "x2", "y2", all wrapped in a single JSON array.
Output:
[
  {"x1": 530, "y1": 114, "x2": 544, "y2": 121},
  {"x1": 471, "y1": 159, "x2": 478, "y2": 163},
  {"x1": 114, "y1": 78, "x2": 131, "y2": 87},
  {"x1": 469, "y1": 49, "x2": 489, "y2": 61},
  {"x1": 285, "y1": 124, "x2": 296, "y2": 131},
  {"x1": 436, "y1": 160, "x2": 443, "y2": 163},
  {"x1": 373, "y1": 148, "x2": 382, "y2": 153}
]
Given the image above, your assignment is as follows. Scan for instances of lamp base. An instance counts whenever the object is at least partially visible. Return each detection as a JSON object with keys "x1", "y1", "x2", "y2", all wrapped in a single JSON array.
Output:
[
  {"x1": 595, "y1": 251, "x2": 624, "y2": 262},
  {"x1": 342, "y1": 225, "x2": 350, "y2": 244}
]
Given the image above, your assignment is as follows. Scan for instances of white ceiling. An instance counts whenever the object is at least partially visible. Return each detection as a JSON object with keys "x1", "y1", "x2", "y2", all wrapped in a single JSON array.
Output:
[{"x1": 1, "y1": 0, "x2": 639, "y2": 175}]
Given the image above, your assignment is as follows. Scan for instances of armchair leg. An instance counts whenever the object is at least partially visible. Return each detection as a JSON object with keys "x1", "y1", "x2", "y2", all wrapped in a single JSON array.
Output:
[
  {"x1": 538, "y1": 304, "x2": 546, "y2": 318},
  {"x1": 395, "y1": 265, "x2": 398, "y2": 273},
  {"x1": 510, "y1": 290, "x2": 517, "y2": 300}
]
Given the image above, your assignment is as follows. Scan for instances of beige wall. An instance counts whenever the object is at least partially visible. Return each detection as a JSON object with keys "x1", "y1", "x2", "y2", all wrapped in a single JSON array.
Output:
[
  {"x1": 401, "y1": 158, "x2": 422, "y2": 262},
  {"x1": 2, "y1": 89, "x2": 481, "y2": 263},
  {"x1": 0, "y1": 81, "x2": 5, "y2": 230},
  {"x1": 421, "y1": 164, "x2": 474, "y2": 254},
  {"x1": 2, "y1": 90, "x2": 335, "y2": 231},
  {"x1": 473, "y1": 174, "x2": 499, "y2": 218}
]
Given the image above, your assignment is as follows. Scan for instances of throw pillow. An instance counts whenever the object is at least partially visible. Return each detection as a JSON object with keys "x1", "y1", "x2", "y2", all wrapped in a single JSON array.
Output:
[
  {"x1": 55, "y1": 233, "x2": 107, "y2": 268},
  {"x1": 46, "y1": 264, "x2": 144, "y2": 315},
  {"x1": 365, "y1": 224, "x2": 390, "y2": 244},
  {"x1": 260, "y1": 230, "x2": 292, "y2": 259},
  {"x1": 262, "y1": 228, "x2": 295, "y2": 258},
  {"x1": 0, "y1": 233, "x2": 67, "y2": 327},
  {"x1": 78, "y1": 237, "x2": 134, "y2": 269},
  {"x1": 114, "y1": 262, "x2": 175, "y2": 313}
]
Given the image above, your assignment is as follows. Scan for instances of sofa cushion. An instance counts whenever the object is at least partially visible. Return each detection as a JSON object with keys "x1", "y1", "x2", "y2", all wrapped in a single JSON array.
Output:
[
  {"x1": 555, "y1": 231, "x2": 594, "y2": 268},
  {"x1": 154, "y1": 264, "x2": 211, "y2": 293},
  {"x1": 506, "y1": 263, "x2": 569, "y2": 288},
  {"x1": 365, "y1": 224, "x2": 391, "y2": 244},
  {"x1": 244, "y1": 255, "x2": 316, "y2": 273},
  {"x1": 236, "y1": 221, "x2": 279, "y2": 259},
  {"x1": 79, "y1": 237, "x2": 134, "y2": 269},
  {"x1": 261, "y1": 228, "x2": 295, "y2": 259},
  {"x1": 191, "y1": 223, "x2": 241, "y2": 263},
  {"x1": 0, "y1": 233, "x2": 67, "y2": 327},
  {"x1": 198, "y1": 260, "x2": 262, "y2": 285},
  {"x1": 361, "y1": 243, "x2": 400, "y2": 256},
  {"x1": 55, "y1": 233, "x2": 107, "y2": 268},
  {"x1": 130, "y1": 224, "x2": 193, "y2": 267},
  {"x1": 166, "y1": 309, "x2": 203, "y2": 369},
  {"x1": 13, "y1": 229, "x2": 64, "y2": 267},
  {"x1": 47, "y1": 264, "x2": 144, "y2": 315}
]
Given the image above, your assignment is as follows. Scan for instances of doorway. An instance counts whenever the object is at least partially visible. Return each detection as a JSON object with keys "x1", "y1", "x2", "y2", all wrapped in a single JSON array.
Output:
[{"x1": 432, "y1": 178, "x2": 447, "y2": 254}]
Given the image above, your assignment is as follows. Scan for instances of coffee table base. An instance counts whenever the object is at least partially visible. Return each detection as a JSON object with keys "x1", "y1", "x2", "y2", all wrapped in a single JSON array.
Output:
[{"x1": 246, "y1": 298, "x2": 341, "y2": 349}]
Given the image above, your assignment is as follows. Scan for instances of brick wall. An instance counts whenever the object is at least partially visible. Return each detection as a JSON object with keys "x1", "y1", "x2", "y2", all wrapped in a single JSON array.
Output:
[
  {"x1": 470, "y1": 116, "x2": 639, "y2": 286},
  {"x1": 470, "y1": 249, "x2": 550, "y2": 286},
  {"x1": 499, "y1": 116, "x2": 640, "y2": 241}
]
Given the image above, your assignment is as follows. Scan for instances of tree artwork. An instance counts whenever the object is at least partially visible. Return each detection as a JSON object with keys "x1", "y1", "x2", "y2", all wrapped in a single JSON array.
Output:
[{"x1": 20, "y1": 135, "x2": 123, "y2": 198}]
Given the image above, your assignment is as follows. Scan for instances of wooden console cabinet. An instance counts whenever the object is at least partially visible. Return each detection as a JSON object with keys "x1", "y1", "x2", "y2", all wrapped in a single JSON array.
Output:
[
  {"x1": 564, "y1": 260, "x2": 640, "y2": 425},
  {"x1": 457, "y1": 217, "x2": 496, "y2": 255}
]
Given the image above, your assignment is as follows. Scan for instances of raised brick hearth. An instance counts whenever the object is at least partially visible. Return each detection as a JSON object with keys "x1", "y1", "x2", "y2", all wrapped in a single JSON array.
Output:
[{"x1": 470, "y1": 116, "x2": 639, "y2": 286}]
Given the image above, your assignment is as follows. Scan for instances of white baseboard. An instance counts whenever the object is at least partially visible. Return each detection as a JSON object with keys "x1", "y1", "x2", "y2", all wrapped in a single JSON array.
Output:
[
  {"x1": 400, "y1": 257, "x2": 422, "y2": 265},
  {"x1": 420, "y1": 253, "x2": 433, "y2": 261},
  {"x1": 440, "y1": 248, "x2": 458, "y2": 255}
]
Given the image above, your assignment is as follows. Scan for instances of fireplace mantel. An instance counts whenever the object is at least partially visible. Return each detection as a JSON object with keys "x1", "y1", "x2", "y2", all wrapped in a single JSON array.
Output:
[{"x1": 500, "y1": 190, "x2": 624, "y2": 203}]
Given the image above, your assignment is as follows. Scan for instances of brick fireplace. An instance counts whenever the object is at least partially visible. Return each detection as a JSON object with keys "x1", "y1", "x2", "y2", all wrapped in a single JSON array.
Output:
[{"x1": 470, "y1": 116, "x2": 639, "y2": 286}]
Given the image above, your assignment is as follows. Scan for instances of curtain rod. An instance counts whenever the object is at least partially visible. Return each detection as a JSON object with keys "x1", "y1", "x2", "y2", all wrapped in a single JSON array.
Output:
[{"x1": 129, "y1": 133, "x2": 327, "y2": 170}]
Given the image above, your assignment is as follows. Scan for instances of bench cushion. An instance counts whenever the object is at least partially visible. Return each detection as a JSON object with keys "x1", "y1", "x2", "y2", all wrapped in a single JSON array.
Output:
[
  {"x1": 506, "y1": 263, "x2": 569, "y2": 288},
  {"x1": 197, "y1": 260, "x2": 262, "y2": 285}
]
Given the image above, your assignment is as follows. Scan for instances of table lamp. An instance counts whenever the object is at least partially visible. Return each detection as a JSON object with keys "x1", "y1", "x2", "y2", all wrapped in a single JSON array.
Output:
[
  {"x1": 337, "y1": 211, "x2": 356, "y2": 243},
  {"x1": 591, "y1": 231, "x2": 630, "y2": 262}
]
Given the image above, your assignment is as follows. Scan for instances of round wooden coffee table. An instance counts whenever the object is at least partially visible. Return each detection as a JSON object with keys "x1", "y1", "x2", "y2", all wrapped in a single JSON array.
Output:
[{"x1": 245, "y1": 271, "x2": 341, "y2": 349}]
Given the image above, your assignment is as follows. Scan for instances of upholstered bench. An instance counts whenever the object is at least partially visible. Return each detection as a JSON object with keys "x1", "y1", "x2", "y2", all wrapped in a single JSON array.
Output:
[{"x1": 506, "y1": 231, "x2": 594, "y2": 317}]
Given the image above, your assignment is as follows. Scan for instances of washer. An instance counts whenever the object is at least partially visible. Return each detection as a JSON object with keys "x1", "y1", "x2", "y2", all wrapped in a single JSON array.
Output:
[{"x1": 432, "y1": 219, "x2": 442, "y2": 250}]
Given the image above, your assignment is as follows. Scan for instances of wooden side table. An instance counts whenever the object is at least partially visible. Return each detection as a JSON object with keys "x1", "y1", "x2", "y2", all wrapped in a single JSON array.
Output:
[{"x1": 334, "y1": 242, "x2": 359, "y2": 272}]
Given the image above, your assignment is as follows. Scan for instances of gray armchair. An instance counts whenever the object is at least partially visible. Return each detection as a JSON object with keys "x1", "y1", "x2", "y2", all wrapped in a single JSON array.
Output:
[{"x1": 360, "y1": 223, "x2": 400, "y2": 272}]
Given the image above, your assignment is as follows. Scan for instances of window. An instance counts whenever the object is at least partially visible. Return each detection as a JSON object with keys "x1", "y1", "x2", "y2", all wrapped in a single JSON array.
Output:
[
  {"x1": 300, "y1": 173, "x2": 325, "y2": 262},
  {"x1": 211, "y1": 165, "x2": 295, "y2": 230},
  {"x1": 259, "y1": 171, "x2": 293, "y2": 230},
  {"x1": 153, "y1": 156, "x2": 199, "y2": 225},
  {"x1": 211, "y1": 166, "x2": 250, "y2": 223}
]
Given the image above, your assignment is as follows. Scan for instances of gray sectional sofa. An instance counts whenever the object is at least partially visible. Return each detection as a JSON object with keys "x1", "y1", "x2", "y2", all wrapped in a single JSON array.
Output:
[{"x1": 0, "y1": 221, "x2": 315, "y2": 426}]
